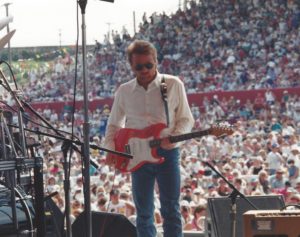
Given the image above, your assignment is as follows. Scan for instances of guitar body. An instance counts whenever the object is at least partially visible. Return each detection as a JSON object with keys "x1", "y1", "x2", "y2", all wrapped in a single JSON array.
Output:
[
  {"x1": 113, "y1": 123, "x2": 167, "y2": 172},
  {"x1": 112, "y1": 122, "x2": 233, "y2": 172}
]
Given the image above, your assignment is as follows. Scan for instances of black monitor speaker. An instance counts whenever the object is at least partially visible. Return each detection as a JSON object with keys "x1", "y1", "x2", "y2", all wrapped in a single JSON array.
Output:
[{"x1": 72, "y1": 211, "x2": 137, "y2": 237}]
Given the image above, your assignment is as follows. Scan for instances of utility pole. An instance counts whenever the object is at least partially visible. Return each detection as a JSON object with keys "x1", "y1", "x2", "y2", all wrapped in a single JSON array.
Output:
[
  {"x1": 133, "y1": 11, "x2": 136, "y2": 35},
  {"x1": 59, "y1": 29, "x2": 62, "y2": 50},
  {"x1": 106, "y1": 22, "x2": 112, "y2": 42},
  {"x1": 3, "y1": 2, "x2": 12, "y2": 64}
]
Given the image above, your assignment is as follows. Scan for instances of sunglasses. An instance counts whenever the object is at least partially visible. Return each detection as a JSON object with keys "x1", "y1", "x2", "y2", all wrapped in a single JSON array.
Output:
[{"x1": 134, "y1": 63, "x2": 154, "y2": 71}]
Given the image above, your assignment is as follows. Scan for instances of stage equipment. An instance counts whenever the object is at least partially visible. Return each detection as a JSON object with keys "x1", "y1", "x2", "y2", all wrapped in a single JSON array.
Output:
[
  {"x1": 5, "y1": 107, "x2": 131, "y2": 237},
  {"x1": 44, "y1": 195, "x2": 64, "y2": 237},
  {"x1": 243, "y1": 209, "x2": 300, "y2": 237},
  {"x1": 0, "y1": 181, "x2": 64, "y2": 237},
  {"x1": 0, "y1": 156, "x2": 44, "y2": 235},
  {"x1": 0, "y1": 183, "x2": 35, "y2": 236},
  {"x1": 206, "y1": 195, "x2": 285, "y2": 237},
  {"x1": 77, "y1": 0, "x2": 122, "y2": 236},
  {"x1": 72, "y1": 211, "x2": 137, "y2": 237},
  {"x1": 204, "y1": 161, "x2": 258, "y2": 237}
]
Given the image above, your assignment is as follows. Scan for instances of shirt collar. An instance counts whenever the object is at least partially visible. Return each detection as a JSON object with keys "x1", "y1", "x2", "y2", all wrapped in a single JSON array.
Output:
[{"x1": 131, "y1": 71, "x2": 162, "y2": 92}]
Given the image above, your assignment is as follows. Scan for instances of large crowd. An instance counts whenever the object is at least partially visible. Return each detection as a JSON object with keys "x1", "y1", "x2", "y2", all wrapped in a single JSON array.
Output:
[
  {"x1": 31, "y1": 86, "x2": 299, "y2": 233},
  {"x1": 16, "y1": 0, "x2": 300, "y2": 102},
  {"x1": 3, "y1": 0, "x2": 300, "y2": 234}
]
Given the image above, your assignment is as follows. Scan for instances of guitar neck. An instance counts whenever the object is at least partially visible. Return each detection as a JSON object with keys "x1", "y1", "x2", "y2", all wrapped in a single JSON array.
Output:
[{"x1": 149, "y1": 129, "x2": 211, "y2": 148}]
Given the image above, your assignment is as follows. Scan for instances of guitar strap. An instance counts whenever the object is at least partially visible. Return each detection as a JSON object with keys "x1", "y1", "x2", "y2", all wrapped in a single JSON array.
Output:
[{"x1": 160, "y1": 75, "x2": 170, "y2": 127}]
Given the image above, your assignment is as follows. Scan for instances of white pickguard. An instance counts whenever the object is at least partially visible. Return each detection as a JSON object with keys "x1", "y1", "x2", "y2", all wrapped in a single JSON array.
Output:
[{"x1": 126, "y1": 136, "x2": 161, "y2": 170}]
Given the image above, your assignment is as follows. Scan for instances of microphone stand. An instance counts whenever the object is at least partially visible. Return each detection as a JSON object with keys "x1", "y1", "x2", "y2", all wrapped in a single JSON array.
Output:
[
  {"x1": 204, "y1": 161, "x2": 258, "y2": 237},
  {"x1": 77, "y1": 1, "x2": 91, "y2": 236},
  {"x1": 8, "y1": 124, "x2": 132, "y2": 164},
  {"x1": 18, "y1": 99, "x2": 77, "y2": 237},
  {"x1": 8, "y1": 119, "x2": 132, "y2": 237},
  {"x1": 21, "y1": 100, "x2": 73, "y2": 237}
]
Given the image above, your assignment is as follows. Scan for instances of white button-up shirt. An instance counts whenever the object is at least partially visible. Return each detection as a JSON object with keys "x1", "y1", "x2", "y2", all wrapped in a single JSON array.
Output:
[{"x1": 104, "y1": 72, "x2": 195, "y2": 150}]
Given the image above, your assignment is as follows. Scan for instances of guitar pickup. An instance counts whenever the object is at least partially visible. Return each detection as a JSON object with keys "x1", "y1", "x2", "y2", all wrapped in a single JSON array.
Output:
[{"x1": 125, "y1": 144, "x2": 131, "y2": 154}]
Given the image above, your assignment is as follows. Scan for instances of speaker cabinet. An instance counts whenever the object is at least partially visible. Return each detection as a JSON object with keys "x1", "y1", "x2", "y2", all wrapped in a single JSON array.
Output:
[
  {"x1": 44, "y1": 198, "x2": 64, "y2": 237},
  {"x1": 205, "y1": 195, "x2": 285, "y2": 237},
  {"x1": 72, "y1": 211, "x2": 137, "y2": 237},
  {"x1": 243, "y1": 209, "x2": 300, "y2": 237}
]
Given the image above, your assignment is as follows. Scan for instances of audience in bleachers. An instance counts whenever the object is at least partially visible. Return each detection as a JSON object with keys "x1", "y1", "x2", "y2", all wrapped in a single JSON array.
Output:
[
  {"x1": 32, "y1": 86, "x2": 299, "y2": 232},
  {"x1": 4, "y1": 0, "x2": 300, "y2": 233},
  {"x1": 15, "y1": 0, "x2": 300, "y2": 102}
]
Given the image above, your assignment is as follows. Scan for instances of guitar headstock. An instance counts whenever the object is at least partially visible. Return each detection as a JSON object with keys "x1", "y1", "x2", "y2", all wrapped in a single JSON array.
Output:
[{"x1": 209, "y1": 124, "x2": 234, "y2": 138}]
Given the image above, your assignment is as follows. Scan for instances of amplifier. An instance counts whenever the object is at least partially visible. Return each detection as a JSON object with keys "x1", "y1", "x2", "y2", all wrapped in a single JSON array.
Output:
[{"x1": 243, "y1": 209, "x2": 300, "y2": 237}]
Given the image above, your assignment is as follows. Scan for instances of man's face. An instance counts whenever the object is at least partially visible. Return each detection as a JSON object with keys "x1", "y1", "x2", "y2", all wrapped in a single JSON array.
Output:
[
  {"x1": 110, "y1": 193, "x2": 119, "y2": 202},
  {"x1": 275, "y1": 171, "x2": 283, "y2": 179},
  {"x1": 131, "y1": 53, "x2": 157, "y2": 87}
]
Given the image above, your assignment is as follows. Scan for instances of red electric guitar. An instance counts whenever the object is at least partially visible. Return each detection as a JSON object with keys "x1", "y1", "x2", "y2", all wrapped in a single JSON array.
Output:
[{"x1": 112, "y1": 123, "x2": 234, "y2": 172}]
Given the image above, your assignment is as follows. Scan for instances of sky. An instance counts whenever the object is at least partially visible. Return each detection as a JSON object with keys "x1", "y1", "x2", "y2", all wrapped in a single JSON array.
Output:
[{"x1": 0, "y1": 0, "x2": 180, "y2": 48}]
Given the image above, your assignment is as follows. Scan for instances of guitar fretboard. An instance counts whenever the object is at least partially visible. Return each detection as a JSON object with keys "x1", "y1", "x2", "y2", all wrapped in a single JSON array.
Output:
[{"x1": 149, "y1": 129, "x2": 211, "y2": 148}]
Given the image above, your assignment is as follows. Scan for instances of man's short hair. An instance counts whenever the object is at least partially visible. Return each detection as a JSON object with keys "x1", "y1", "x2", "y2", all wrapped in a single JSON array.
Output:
[
  {"x1": 126, "y1": 40, "x2": 157, "y2": 64},
  {"x1": 109, "y1": 189, "x2": 120, "y2": 196}
]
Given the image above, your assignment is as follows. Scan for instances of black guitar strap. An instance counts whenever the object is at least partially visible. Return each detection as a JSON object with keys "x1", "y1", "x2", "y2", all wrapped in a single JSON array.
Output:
[{"x1": 160, "y1": 75, "x2": 170, "y2": 127}]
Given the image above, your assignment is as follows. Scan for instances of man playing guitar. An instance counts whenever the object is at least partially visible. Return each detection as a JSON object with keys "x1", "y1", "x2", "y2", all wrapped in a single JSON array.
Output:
[{"x1": 104, "y1": 40, "x2": 195, "y2": 237}]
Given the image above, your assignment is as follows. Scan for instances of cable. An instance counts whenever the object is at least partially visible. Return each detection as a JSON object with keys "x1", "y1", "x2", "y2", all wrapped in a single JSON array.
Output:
[
  {"x1": 0, "y1": 100, "x2": 81, "y2": 143},
  {"x1": 0, "y1": 60, "x2": 18, "y2": 90},
  {"x1": 70, "y1": 0, "x2": 81, "y2": 188},
  {"x1": 0, "y1": 53, "x2": 80, "y2": 237},
  {"x1": 14, "y1": 186, "x2": 34, "y2": 237},
  {"x1": 60, "y1": 2, "x2": 82, "y2": 237}
]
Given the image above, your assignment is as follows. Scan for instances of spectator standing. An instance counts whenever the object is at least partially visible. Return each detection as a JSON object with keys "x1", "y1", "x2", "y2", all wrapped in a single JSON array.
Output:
[{"x1": 266, "y1": 143, "x2": 284, "y2": 175}]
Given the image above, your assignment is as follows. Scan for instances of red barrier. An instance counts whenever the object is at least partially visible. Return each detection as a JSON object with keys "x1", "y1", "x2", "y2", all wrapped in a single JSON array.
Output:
[{"x1": 30, "y1": 87, "x2": 300, "y2": 114}]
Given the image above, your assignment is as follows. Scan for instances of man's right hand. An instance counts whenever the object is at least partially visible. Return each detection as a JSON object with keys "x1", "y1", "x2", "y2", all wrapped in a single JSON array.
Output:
[{"x1": 105, "y1": 153, "x2": 117, "y2": 167}]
